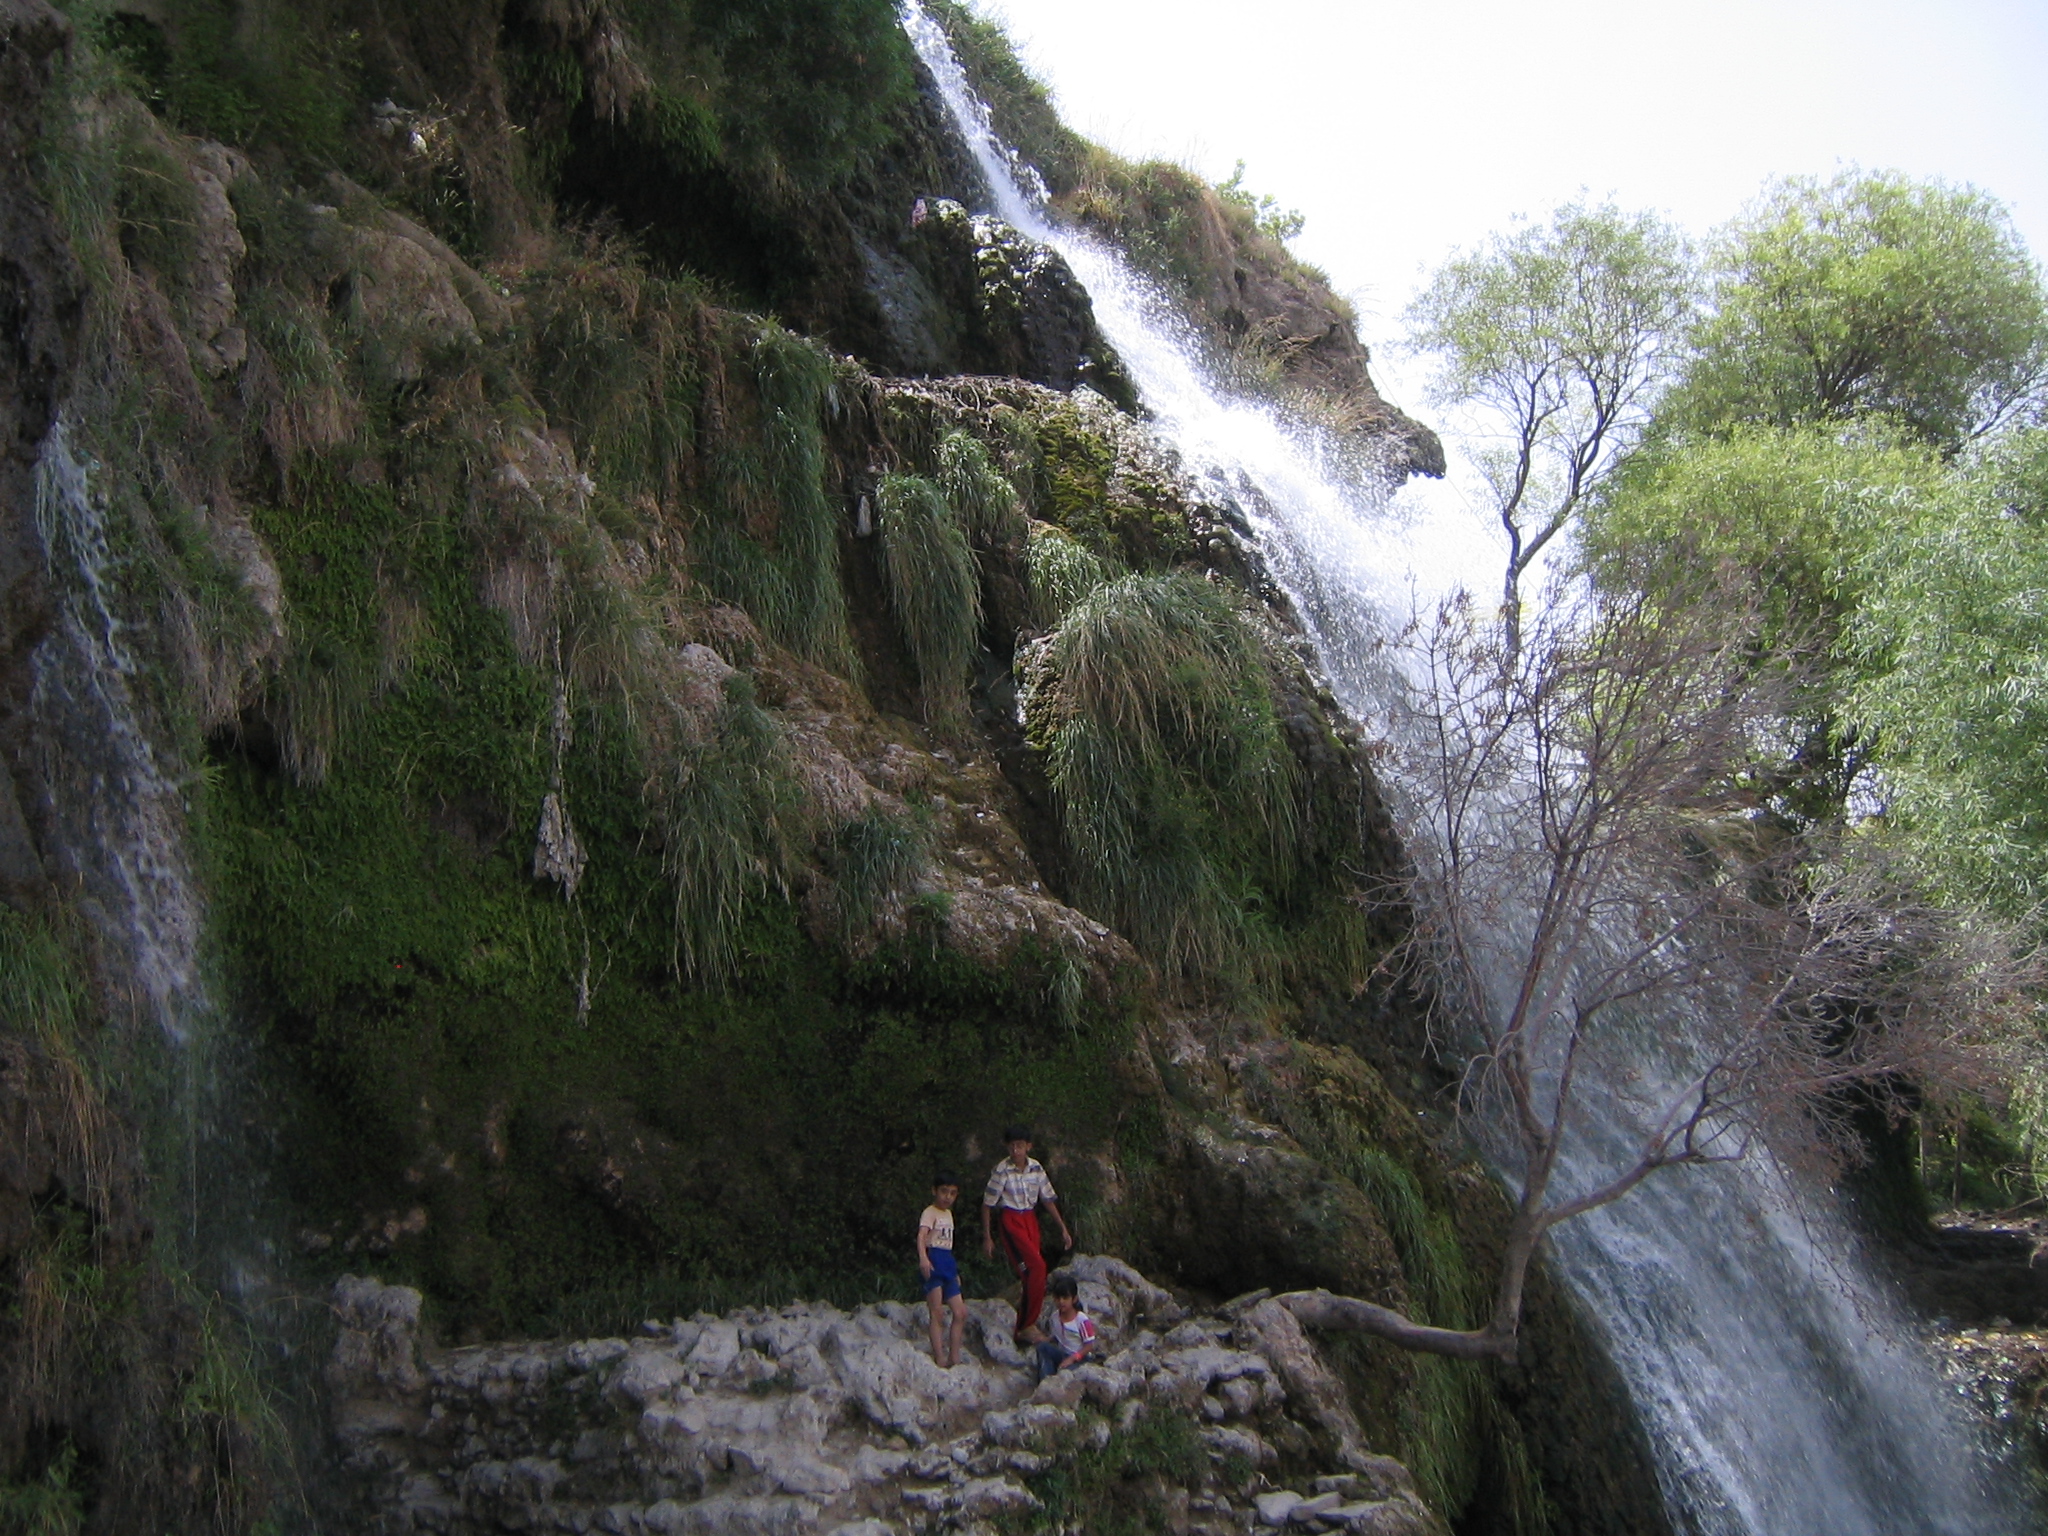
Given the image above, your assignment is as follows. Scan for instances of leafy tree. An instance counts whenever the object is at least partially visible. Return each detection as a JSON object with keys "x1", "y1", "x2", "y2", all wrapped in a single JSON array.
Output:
[
  {"x1": 1669, "y1": 170, "x2": 2048, "y2": 450},
  {"x1": 1579, "y1": 425, "x2": 1947, "y2": 823},
  {"x1": 1406, "y1": 202, "x2": 1696, "y2": 657},
  {"x1": 1850, "y1": 426, "x2": 2048, "y2": 912}
]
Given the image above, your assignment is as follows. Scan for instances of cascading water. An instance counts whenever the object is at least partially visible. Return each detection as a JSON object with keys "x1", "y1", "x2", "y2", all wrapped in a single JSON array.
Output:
[
  {"x1": 900, "y1": 6, "x2": 2032, "y2": 1530},
  {"x1": 33, "y1": 416, "x2": 209, "y2": 1045}
]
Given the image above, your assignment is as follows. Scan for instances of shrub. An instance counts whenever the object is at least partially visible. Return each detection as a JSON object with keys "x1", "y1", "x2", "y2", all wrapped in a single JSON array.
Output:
[{"x1": 935, "y1": 430, "x2": 1024, "y2": 546}]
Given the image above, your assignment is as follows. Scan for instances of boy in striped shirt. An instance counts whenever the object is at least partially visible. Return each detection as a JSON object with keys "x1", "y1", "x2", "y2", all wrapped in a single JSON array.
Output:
[{"x1": 980, "y1": 1124, "x2": 1073, "y2": 1345}]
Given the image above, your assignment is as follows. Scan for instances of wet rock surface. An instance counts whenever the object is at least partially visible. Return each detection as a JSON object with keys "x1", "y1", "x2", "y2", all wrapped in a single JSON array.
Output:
[{"x1": 327, "y1": 1258, "x2": 1447, "y2": 1536}]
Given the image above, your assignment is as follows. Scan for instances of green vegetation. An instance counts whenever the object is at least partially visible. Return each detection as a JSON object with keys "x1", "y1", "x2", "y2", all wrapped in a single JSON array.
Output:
[
  {"x1": 614, "y1": 0, "x2": 917, "y2": 189},
  {"x1": 1008, "y1": 1406, "x2": 1210, "y2": 1536},
  {"x1": 1407, "y1": 201, "x2": 1695, "y2": 643},
  {"x1": 0, "y1": 1444, "x2": 83, "y2": 1536},
  {"x1": 701, "y1": 326, "x2": 853, "y2": 665},
  {"x1": 1218, "y1": 160, "x2": 1304, "y2": 245},
  {"x1": 1414, "y1": 170, "x2": 2048, "y2": 1210},
  {"x1": 1667, "y1": 170, "x2": 2047, "y2": 450},
  {"x1": 1033, "y1": 572, "x2": 1296, "y2": 978},
  {"x1": 876, "y1": 472, "x2": 982, "y2": 721}
]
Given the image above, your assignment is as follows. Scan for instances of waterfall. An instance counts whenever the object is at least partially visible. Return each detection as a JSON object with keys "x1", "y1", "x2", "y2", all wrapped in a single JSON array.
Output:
[
  {"x1": 33, "y1": 417, "x2": 209, "y2": 1045},
  {"x1": 900, "y1": 6, "x2": 2031, "y2": 1530}
]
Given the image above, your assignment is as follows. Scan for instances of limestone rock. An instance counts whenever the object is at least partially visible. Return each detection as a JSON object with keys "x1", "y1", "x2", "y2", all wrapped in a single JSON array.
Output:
[{"x1": 325, "y1": 1267, "x2": 1440, "y2": 1534}]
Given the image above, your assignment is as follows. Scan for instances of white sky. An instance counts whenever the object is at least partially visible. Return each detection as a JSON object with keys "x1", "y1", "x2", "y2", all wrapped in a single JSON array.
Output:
[{"x1": 975, "y1": 0, "x2": 2048, "y2": 407}]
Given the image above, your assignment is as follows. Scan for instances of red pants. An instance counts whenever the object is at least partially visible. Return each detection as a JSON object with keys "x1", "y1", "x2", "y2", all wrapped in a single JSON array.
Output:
[{"x1": 995, "y1": 1206, "x2": 1047, "y2": 1337}]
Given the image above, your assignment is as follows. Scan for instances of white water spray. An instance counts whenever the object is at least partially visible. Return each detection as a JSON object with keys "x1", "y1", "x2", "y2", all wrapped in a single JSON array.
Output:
[
  {"x1": 901, "y1": 6, "x2": 2029, "y2": 1529},
  {"x1": 33, "y1": 417, "x2": 208, "y2": 1043}
]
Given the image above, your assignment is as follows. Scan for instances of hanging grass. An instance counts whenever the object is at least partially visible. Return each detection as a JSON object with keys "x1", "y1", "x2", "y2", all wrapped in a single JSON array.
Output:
[
  {"x1": 698, "y1": 324, "x2": 851, "y2": 664},
  {"x1": 1025, "y1": 521, "x2": 1114, "y2": 627},
  {"x1": 935, "y1": 429, "x2": 1024, "y2": 546},
  {"x1": 646, "y1": 670, "x2": 804, "y2": 981},
  {"x1": 876, "y1": 473, "x2": 981, "y2": 723},
  {"x1": 1039, "y1": 571, "x2": 1297, "y2": 977},
  {"x1": 523, "y1": 241, "x2": 705, "y2": 506}
]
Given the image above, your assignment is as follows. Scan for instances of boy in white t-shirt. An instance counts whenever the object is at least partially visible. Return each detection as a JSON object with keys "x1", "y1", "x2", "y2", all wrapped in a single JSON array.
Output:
[
  {"x1": 917, "y1": 1174, "x2": 968, "y2": 1368},
  {"x1": 1032, "y1": 1271, "x2": 1097, "y2": 1383}
]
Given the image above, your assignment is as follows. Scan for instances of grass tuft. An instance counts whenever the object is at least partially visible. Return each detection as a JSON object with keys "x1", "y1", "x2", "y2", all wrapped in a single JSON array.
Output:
[
  {"x1": 829, "y1": 803, "x2": 932, "y2": 941},
  {"x1": 1025, "y1": 521, "x2": 1114, "y2": 628},
  {"x1": 648, "y1": 671, "x2": 804, "y2": 980},
  {"x1": 1037, "y1": 572, "x2": 1295, "y2": 977},
  {"x1": 936, "y1": 430, "x2": 1025, "y2": 546},
  {"x1": 876, "y1": 473, "x2": 981, "y2": 723},
  {"x1": 699, "y1": 324, "x2": 851, "y2": 665}
]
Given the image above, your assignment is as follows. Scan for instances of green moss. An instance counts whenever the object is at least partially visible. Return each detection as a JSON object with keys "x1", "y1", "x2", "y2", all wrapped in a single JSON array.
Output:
[
  {"x1": 1027, "y1": 400, "x2": 1194, "y2": 571},
  {"x1": 208, "y1": 465, "x2": 1136, "y2": 1335},
  {"x1": 1261, "y1": 1056, "x2": 1553, "y2": 1534}
]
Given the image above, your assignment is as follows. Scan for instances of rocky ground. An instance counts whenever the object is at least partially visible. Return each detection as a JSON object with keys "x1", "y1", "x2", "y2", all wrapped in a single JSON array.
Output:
[{"x1": 326, "y1": 1256, "x2": 1446, "y2": 1536}]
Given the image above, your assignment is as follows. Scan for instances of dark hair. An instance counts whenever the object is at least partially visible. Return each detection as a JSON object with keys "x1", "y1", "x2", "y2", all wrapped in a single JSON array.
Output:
[
  {"x1": 1048, "y1": 1272, "x2": 1079, "y2": 1300},
  {"x1": 1001, "y1": 1124, "x2": 1032, "y2": 1144},
  {"x1": 932, "y1": 1172, "x2": 960, "y2": 1190}
]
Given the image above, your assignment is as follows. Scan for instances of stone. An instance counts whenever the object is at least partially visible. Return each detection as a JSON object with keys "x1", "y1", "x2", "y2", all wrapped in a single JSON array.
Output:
[
  {"x1": 322, "y1": 1264, "x2": 1443, "y2": 1535},
  {"x1": 1031, "y1": 1369, "x2": 1086, "y2": 1407},
  {"x1": 1289, "y1": 1491, "x2": 1343, "y2": 1523},
  {"x1": 1255, "y1": 1490, "x2": 1304, "y2": 1526},
  {"x1": 610, "y1": 1346, "x2": 690, "y2": 1407},
  {"x1": 956, "y1": 1476, "x2": 1038, "y2": 1517},
  {"x1": 981, "y1": 1403, "x2": 1076, "y2": 1450},
  {"x1": 685, "y1": 1321, "x2": 742, "y2": 1378}
]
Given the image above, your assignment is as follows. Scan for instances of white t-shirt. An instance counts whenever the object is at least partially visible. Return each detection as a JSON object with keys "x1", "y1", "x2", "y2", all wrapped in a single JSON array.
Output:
[
  {"x1": 1049, "y1": 1308, "x2": 1097, "y2": 1358},
  {"x1": 919, "y1": 1206, "x2": 955, "y2": 1251}
]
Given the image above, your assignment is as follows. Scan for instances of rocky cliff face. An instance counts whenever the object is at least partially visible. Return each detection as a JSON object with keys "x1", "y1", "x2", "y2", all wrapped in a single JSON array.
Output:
[{"x1": 0, "y1": 2, "x2": 1670, "y2": 1532}]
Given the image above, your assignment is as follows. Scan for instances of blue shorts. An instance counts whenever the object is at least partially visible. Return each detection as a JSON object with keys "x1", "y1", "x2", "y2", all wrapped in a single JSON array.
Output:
[{"x1": 921, "y1": 1247, "x2": 961, "y2": 1301}]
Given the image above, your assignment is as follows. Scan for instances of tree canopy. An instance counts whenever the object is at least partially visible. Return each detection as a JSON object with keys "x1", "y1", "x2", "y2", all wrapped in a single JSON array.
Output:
[
  {"x1": 1666, "y1": 170, "x2": 2048, "y2": 450},
  {"x1": 1405, "y1": 202, "x2": 1695, "y2": 651}
]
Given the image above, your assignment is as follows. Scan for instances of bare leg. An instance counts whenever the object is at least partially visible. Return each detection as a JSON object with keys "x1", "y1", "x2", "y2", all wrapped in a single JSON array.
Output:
[
  {"x1": 926, "y1": 1289, "x2": 947, "y2": 1365},
  {"x1": 948, "y1": 1296, "x2": 968, "y2": 1367}
]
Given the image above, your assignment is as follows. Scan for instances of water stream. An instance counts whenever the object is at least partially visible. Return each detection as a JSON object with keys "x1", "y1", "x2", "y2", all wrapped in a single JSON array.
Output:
[{"x1": 901, "y1": 5, "x2": 2030, "y2": 1530}]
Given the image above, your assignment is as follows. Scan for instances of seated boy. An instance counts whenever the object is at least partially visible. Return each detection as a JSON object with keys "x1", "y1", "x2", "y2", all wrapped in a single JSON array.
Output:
[
  {"x1": 918, "y1": 1173, "x2": 968, "y2": 1368},
  {"x1": 1032, "y1": 1272, "x2": 1097, "y2": 1383}
]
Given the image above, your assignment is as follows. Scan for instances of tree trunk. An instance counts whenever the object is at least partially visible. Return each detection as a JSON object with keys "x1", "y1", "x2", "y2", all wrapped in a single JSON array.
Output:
[{"x1": 1275, "y1": 1290, "x2": 1519, "y2": 1362}]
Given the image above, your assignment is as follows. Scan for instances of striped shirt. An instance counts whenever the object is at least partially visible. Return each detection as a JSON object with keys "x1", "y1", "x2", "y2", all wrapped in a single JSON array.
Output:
[{"x1": 985, "y1": 1156, "x2": 1056, "y2": 1212}]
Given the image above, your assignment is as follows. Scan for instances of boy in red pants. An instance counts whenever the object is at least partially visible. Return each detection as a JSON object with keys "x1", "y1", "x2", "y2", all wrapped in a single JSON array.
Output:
[{"x1": 980, "y1": 1124, "x2": 1073, "y2": 1345}]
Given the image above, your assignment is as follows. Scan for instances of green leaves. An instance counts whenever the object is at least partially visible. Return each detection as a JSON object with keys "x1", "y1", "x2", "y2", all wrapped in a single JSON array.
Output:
[
  {"x1": 1407, "y1": 202, "x2": 1696, "y2": 642},
  {"x1": 1849, "y1": 427, "x2": 2048, "y2": 910},
  {"x1": 1671, "y1": 171, "x2": 2048, "y2": 450}
]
